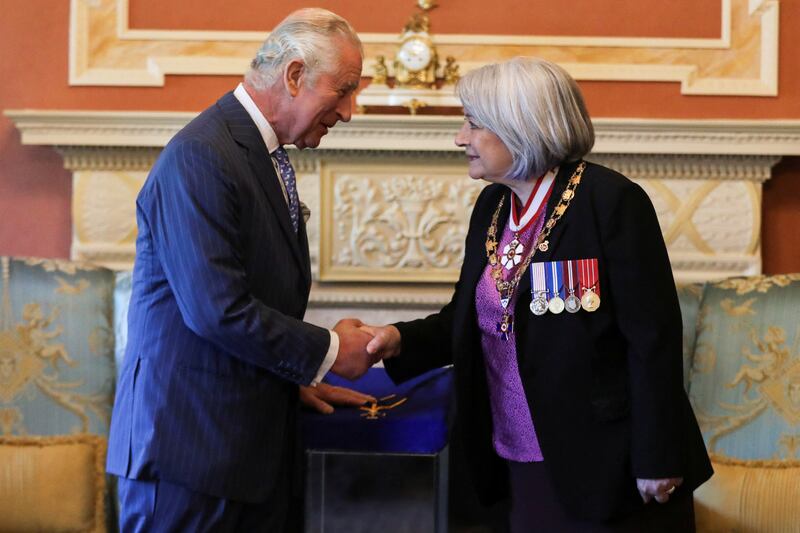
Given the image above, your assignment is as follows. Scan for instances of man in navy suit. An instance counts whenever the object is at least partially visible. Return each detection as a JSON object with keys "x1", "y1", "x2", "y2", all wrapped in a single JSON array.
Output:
[{"x1": 106, "y1": 9, "x2": 374, "y2": 531}]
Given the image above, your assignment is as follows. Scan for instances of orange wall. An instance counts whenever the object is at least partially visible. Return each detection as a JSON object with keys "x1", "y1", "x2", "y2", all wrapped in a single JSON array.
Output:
[
  {"x1": 129, "y1": 0, "x2": 721, "y2": 38},
  {"x1": 1, "y1": 0, "x2": 799, "y2": 271},
  {"x1": 763, "y1": 157, "x2": 800, "y2": 273}
]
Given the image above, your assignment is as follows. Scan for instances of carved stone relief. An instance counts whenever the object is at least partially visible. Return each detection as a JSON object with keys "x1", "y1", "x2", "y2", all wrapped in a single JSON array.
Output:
[
  {"x1": 65, "y1": 154, "x2": 774, "y2": 289},
  {"x1": 8, "y1": 111, "x2": 795, "y2": 304},
  {"x1": 320, "y1": 165, "x2": 483, "y2": 282}
]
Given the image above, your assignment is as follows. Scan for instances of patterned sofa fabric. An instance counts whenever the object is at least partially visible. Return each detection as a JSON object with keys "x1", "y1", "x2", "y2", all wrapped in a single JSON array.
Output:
[
  {"x1": 2, "y1": 255, "x2": 797, "y2": 532},
  {"x1": 0, "y1": 257, "x2": 116, "y2": 532},
  {"x1": 688, "y1": 274, "x2": 800, "y2": 460},
  {"x1": 686, "y1": 274, "x2": 800, "y2": 532}
]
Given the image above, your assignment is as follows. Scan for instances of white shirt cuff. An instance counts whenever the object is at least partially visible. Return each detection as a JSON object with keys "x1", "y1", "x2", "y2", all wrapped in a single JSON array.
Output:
[{"x1": 311, "y1": 330, "x2": 339, "y2": 385}]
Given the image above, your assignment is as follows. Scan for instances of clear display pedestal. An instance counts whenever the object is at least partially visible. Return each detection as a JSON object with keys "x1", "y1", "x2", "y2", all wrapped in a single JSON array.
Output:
[{"x1": 305, "y1": 447, "x2": 448, "y2": 533}]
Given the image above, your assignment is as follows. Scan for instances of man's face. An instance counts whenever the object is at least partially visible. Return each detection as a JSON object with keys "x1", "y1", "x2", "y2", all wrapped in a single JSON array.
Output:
[{"x1": 287, "y1": 41, "x2": 362, "y2": 149}]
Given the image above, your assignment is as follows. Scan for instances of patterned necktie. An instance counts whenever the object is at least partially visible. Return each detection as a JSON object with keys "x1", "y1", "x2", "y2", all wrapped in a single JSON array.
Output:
[{"x1": 273, "y1": 147, "x2": 300, "y2": 233}]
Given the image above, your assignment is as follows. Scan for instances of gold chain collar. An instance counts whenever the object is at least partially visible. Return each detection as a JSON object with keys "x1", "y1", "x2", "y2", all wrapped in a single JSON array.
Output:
[{"x1": 485, "y1": 161, "x2": 586, "y2": 300}]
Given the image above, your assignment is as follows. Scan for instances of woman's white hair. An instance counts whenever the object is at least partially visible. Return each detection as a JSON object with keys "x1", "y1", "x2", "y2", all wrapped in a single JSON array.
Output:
[
  {"x1": 456, "y1": 57, "x2": 594, "y2": 180},
  {"x1": 245, "y1": 8, "x2": 362, "y2": 91}
]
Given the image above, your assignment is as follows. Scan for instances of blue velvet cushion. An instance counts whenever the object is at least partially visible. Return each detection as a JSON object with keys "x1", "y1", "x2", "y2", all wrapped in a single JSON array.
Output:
[{"x1": 302, "y1": 367, "x2": 453, "y2": 454}]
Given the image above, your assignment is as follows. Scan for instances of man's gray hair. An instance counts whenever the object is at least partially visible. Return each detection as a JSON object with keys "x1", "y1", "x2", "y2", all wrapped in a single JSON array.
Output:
[
  {"x1": 456, "y1": 57, "x2": 594, "y2": 181},
  {"x1": 245, "y1": 8, "x2": 362, "y2": 90}
]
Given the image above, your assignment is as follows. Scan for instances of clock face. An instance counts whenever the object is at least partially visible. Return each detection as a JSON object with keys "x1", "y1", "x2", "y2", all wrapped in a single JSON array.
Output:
[{"x1": 397, "y1": 37, "x2": 433, "y2": 72}]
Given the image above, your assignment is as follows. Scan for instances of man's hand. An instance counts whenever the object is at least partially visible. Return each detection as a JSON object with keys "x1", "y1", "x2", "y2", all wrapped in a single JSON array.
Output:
[
  {"x1": 330, "y1": 318, "x2": 379, "y2": 380},
  {"x1": 636, "y1": 477, "x2": 683, "y2": 504},
  {"x1": 361, "y1": 324, "x2": 402, "y2": 359},
  {"x1": 299, "y1": 383, "x2": 376, "y2": 414}
]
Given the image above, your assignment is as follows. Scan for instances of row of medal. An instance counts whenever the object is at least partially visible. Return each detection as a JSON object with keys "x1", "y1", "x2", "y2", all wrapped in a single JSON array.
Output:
[{"x1": 529, "y1": 258, "x2": 601, "y2": 315}]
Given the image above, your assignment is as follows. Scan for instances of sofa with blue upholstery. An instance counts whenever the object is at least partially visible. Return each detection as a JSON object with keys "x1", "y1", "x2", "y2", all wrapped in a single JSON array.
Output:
[
  {"x1": 678, "y1": 274, "x2": 800, "y2": 532},
  {"x1": 0, "y1": 257, "x2": 117, "y2": 532},
  {"x1": 1, "y1": 255, "x2": 798, "y2": 532}
]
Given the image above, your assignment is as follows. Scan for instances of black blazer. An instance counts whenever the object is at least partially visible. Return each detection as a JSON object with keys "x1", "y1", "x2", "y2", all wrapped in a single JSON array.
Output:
[{"x1": 385, "y1": 160, "x2": 712, "y2": 521}]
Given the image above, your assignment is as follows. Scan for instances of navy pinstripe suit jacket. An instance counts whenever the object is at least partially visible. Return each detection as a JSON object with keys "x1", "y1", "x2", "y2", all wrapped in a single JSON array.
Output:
[{"x1": 106, "y1": 92, "x2": 330, "y2": 502}]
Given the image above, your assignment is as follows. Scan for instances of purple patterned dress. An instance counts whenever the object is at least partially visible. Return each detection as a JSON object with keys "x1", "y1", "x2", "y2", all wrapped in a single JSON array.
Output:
[{"x1": 475, "y1": 199, "x2": 547, "y2": 462}]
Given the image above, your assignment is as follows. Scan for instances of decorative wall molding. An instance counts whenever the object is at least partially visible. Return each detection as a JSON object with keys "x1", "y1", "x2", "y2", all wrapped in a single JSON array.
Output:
[
  {"x1": 58, "y1": 146, "x2": 161, "y2": 171},
  {"x1": 305, "y1": 284, "x2": 456, "y2": 308},
  {"x1": 70, "y1": 0, "x2": 778, "y2": 95},
  {"x1": 8, "y1": 111, "x2": 800, "y2": 156},
  {"x1": 6, "y1": 110, "x2": 798, "y2": 301},
  {"x1": 5, "y1": 110, "x2": 195, "y2": 147},
  {"x1": 587, "y1": 154, "x2": 781, "y2": 182},
  {"x1": 114, "y1": 0, "x2": 735, "y2": 49}
]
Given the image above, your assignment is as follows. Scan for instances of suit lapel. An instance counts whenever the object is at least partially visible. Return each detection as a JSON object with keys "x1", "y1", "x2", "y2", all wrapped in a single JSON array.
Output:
[
  {"x1": 244, "y1": 147, "x2": 303, "y2": 259},
  {"x1": 217, "y1": 93, "x2": 307, "y2": 272}
]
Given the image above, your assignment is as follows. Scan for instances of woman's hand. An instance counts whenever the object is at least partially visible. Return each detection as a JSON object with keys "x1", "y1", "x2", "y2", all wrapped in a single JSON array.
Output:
[
  {"x1": 360, "y1": 324, "x2": 402, "y2": 359},
  {"x1": 636, "y1": 477, "x2": 683, "y2": 504}
]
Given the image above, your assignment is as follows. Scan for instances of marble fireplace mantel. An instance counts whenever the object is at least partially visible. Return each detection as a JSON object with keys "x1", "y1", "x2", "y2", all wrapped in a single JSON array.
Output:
[{"x1": 6, "y1": 110, "x2": 800, "y2": 309}]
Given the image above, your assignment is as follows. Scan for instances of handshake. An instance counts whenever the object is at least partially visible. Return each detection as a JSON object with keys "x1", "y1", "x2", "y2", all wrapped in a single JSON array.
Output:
[{"x1": 329, "y1": 318, "x2": 402, "y2": 381}]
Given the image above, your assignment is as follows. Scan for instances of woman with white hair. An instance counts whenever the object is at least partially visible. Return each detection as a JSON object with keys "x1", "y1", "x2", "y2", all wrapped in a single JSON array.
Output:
[{"x1": 362, "y1": 57, "x2": 713, "y2": 530}]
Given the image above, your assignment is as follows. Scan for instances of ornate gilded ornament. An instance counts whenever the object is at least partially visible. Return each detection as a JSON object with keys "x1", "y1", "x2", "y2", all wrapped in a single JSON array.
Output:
[
  {"x1": 401, "y1": 98, "x2": 428, "y2": 115},
  {"x1": 394, "y1": 11, "x2": 436, "y2": 86},
  {"x1": 356, "y1": 1, "x2": 462, "y2": 111},
  {"x1": 372, "y1": 55, "x2": 389, "y2": 85},
  {"x1": 443, "y1": 56, "x2": 460, "y2": 85}
]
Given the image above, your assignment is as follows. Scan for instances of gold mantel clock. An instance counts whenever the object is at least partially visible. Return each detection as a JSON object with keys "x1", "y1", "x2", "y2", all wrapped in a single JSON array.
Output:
[
  {"x1": 394, "y1": 14, "x2": 437, "y2": 87},
  {"x1": 356, "y1": 1, "x2": 461, "y2": 113}
]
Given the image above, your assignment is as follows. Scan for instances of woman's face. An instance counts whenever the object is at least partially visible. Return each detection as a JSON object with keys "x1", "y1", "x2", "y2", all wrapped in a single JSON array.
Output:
[{"x1": 455, "y1": 116, "x2": 514, "y2": 183}]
